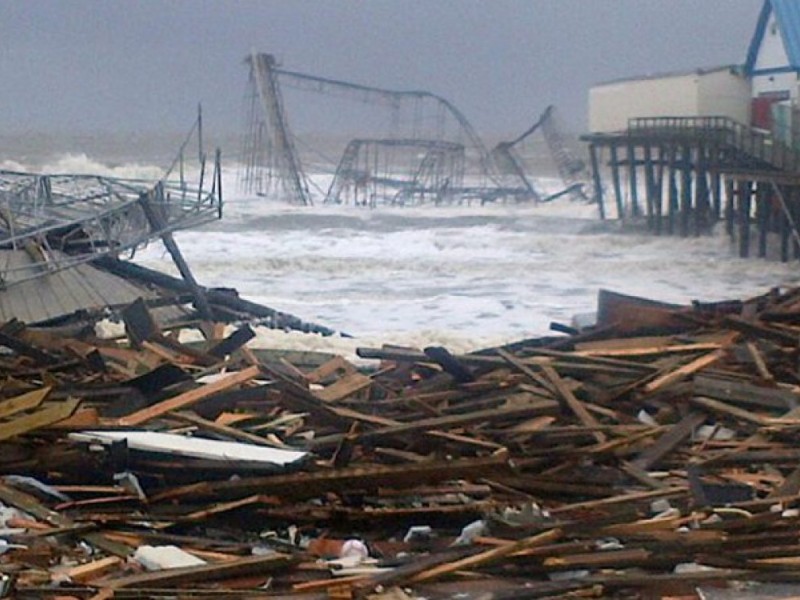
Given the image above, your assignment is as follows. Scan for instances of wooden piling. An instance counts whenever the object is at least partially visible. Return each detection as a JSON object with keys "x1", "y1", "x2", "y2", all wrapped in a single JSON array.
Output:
[
  {"x1": 610, "y1": 144, "x2": 625, "y2": 220},
  {"x1": 627, "y1": 143, "x2": 640, "y2": 218},
  {"x1": 757, "y1": 183, "x2": 769, "y2": 259},
  {"x1": 643, "y1": 144, "x2": 656, "y2": 231},
  {"x1": 589, "y1": 144, "x2": 606, "y2": 220},
  {"x1": 739, "y1": 181, "x2": 752, "y2": 259},
  {"x1": 680, "y1": 145, "x2": 692, "y2": 237},
  {"x1": 667, "y1": 145, "x2": 678, "y2": 235}
]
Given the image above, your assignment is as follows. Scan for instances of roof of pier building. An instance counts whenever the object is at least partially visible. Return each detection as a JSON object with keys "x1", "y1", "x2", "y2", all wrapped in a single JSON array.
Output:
[{"x1": 746, "y1": 0, "x2": 800, "y2": 76}]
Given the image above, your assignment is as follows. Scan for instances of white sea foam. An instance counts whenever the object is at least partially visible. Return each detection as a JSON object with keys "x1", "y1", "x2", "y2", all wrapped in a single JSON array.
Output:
[
  {"x1": 4, "y1": 147, "x2": 796, "y2": 358},
  {"x1": 129, "y1": 169, "x2": 800, "y2": 357}
]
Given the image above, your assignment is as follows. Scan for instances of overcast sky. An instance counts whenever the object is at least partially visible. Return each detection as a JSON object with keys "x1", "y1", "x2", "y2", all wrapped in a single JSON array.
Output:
[{"x1": 0, "y1": 0, "x2": 762, "y2": 139}]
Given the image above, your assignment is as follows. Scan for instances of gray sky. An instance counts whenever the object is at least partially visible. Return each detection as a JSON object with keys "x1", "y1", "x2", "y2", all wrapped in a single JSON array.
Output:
[{"x1": 0, "y1": 0, "x2": 762, "y2": 138}]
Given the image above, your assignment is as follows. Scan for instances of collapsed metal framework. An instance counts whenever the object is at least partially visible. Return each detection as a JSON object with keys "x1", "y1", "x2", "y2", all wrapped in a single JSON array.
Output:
[
  {"x1": 325, "y1": 139, "x2": 465, "y2": 206},
  {"x1": 492, "y1": 105, "x2": 593, "y2": 203},
  {"x1": 240, "y1": 52, "x2": 585, "y2": 207},
  {"x1": 0, "y1": 114, "x2": 222, "y2": 289}
]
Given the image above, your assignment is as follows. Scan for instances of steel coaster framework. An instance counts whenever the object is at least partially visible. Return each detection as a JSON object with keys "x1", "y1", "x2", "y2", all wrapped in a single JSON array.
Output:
[{"x1": 240, "y1": 52, "x2": 552, "y2": 207}]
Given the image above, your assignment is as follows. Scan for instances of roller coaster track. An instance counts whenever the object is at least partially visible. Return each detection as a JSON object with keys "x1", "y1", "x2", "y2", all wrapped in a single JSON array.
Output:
[{"x1": 241, "y1": 53, "x2": 537, "y2": 206}]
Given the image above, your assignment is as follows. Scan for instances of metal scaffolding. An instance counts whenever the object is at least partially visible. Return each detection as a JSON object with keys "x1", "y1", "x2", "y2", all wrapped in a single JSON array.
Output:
[{"x1": 0, "y1": 114, "x2": 222, "y2": 290}]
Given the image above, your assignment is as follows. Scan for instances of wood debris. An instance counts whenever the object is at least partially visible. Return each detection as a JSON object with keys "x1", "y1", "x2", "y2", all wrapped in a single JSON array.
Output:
[{"x1": 3, "y1": 287, "x2": 800, "y2": 598}]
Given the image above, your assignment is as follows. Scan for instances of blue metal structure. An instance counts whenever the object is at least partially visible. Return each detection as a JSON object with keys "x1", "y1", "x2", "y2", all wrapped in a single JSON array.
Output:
[{"x1": 746, "y1": 0, "x2": 800, "y2": 76}]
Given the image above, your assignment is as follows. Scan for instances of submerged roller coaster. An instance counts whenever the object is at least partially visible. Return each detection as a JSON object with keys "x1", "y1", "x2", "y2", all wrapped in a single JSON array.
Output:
[{"x1": 239, "y1": 52, "x2": 593, "y2": 207}]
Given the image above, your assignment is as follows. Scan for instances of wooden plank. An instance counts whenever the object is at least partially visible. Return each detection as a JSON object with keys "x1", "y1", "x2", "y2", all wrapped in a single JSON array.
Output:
[
  {"x1": 105, "y1": 553, "x2": 296, "y2": 588},
  {"x1": 643, "y1": 350, "x2": 724, "y2": 393},
  {"x1": 724, "y1": 315, "x2": 798, "y2": 346},
  {"x1": 0, "y1": 398, "x2": 81, "y2": 441},
  {"x1": 151, "y1": 455, "x2": 513, "y2": 503},
  {"x1": 0, "y1": 386, "x2": 50, "y2": 419},
  {"x1": 305, "y1": 355, "x2": 357, "y2": 384},
  {"x1": 539, "y1": 362, "x2": 606, "y2": 444},
  {"x1": 61, "y1": 556, "x2": 124, "y2": 584},
  {"x1": 693, "y1": 373, "x2": 796, "y2": 411},
  {"x1": 572, "y1": 342, "x2": 722, "y2": 358},
  {"x1": 410, "y1": 529, "x2": 562, "y2": 583},
  {"x1": 329, "y1": 405, "x2": 503, "y2": 450},
  {"x1": 120, "y1": 297, "x2": 160, "y2": 348},
  {"x1": 310, "y1": 400, "x2": 558, "y2": 450},
  {"x1": 170, "y1": 410, "x2": 289, "y2": 449},
  {"x1": 206, "y1": 324, "x2": 256, "y2": 359},
  {"x1": 0, "y1": 323, "x2": 59, "y2": 365},
  {"x1": 495, "y1": 348, "x2": 556, "y2": 395},
  {"x1": 0, "y1": 481, "x2": 131, "y2": 557},
  {"x1": 746, "y1": 341, "x2": 774, "y2": 381},
  {"x1": 424, "y1": 346, "x2": 475, "y2": 383},
  {"x1": 690, "y1": 395, "x2": 770, "y2": 426},
  {"x1": 117, "y1": 365, "x2": 262, "y2": 426},
  {"x1": 631, "y1": 411, "x2": 706, "y2": 470},
  {"x1": 313, "y1": 371, "x2": 372, "y2": 403},
  {"x1": 549, "y1": 488, "x2": 686, "y2": 515},
  {"x1": 175, "y1": 494, "x2": 280, "y2": 522}
]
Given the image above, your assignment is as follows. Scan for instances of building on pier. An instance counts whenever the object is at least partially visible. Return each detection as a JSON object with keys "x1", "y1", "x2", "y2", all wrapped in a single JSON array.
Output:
[{"x1": 583, "y1": 0, "x2": 800, "y2": 262}]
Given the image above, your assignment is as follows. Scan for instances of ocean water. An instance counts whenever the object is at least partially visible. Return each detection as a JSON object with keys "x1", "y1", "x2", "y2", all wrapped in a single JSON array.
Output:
[
  {"x1": 136, "y1": 169, "x2": 800, "y2": 354},
  {"x1": 5, "y1": 149, "x2": 800, "y2": 355}
]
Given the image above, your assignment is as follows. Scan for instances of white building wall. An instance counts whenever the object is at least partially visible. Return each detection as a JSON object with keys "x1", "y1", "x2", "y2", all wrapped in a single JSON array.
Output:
[
  {"x1": 589, "y1": 74, "x2": 699, "y2": 133},
  {"x1": 697, "y1": 69, "x2": 752, "y2": 123},
  {"x1": 589, "y1": 69, "x2": 752, "y2": 133}
]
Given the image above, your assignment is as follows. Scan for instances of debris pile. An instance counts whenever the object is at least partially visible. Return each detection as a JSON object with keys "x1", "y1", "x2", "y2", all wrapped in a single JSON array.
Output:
[{"x1": 3, "y1": 286, "x2": 800, "y2": 598}]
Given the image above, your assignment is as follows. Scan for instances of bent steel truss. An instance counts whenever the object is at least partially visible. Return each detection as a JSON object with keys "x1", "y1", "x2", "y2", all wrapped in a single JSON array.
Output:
[{"x1": 0, "y1": 119, "x2": 222, "y2": 289}]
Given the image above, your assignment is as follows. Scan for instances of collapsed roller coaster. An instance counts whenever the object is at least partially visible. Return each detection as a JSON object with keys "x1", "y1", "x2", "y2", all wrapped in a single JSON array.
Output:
[{"x1": 239, "y1": 52, "x2": 593, "y2": 207}]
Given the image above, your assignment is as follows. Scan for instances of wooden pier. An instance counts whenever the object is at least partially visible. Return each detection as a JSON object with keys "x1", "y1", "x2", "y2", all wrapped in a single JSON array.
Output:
[{"x1": 583, "y1": 116, "x2": 800, "y2": 261}]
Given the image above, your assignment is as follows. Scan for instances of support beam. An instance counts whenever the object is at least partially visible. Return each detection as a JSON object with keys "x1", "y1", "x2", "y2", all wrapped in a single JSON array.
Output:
[
  {"x1": 643, "y1": 144, "x2": 656, "y2": 231},
  {"x1": 680, "y1": 144, "x2": 692, "y2": 237},
  {"x1": 610, "y1": 144, "x2": 625, "y2": 220},
  {"x1": 589, "y1": 144, "x2": 606, "y2": 220},
  {"x1": 739, "y1": 181, "x2": 752, "y2": 258},
  {"x1": 627, "y1": 142, "x2": 640, "y2": 217},
  {"x1": 138, "y1": 192, "x2": 214, "y2": 322},
  {"x1": 667, "y1": 145, "x2": 678, "y2": 235}
]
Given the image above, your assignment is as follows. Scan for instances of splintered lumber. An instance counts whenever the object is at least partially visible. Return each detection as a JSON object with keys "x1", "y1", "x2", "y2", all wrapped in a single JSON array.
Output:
[
  {"x1": 59, "y1": 556, "x2": 124, "y2": 584},
  {"x1": 549, "y1": 488, "x2": 687, "y2": 516},
  {"x1": 690, "y1": 395, "x2": 770, "y2": 426},
  {"x1": 0, "y1": 387, "x2": 51, "y2": 419},
  {"x1": 423, "y1": 346, "x2": 476, "y2": 383},
  {"x1": 313, "y1": 371, "x2": 372, "y2": 402},
  {"x1": 724, "y1": 314, "x2": 800, "y2": 346},
  {"x1": 693, "y1": 373, "x2": 798, "y2": 410},
  {"x1": 0, "y1": 397, "x2": 81, "y2": 441},
  {"x1": 0, "y1": 323, "x2": 59, "y2": 364},
  {"x1": 329, "y1": 405, "x2": 504, "y2": 450},
  {"x1": 170, "y1": 410, "x2": 288, "y2": 448},
  {"x1": 631, "y1": 411, "x2": 706, "y2": 470},
  {"x1": 206, "y1": 324, "x2": 256, "y2": 358},
  {"x1": 104, "y1": 553, "x2": 297, "y2": 588},
  {"x1": 15, "y1": 286, "x2": 800, "y2": 597},
  {"x1": 117, "y1": 364, "x2": 261, "y2": 426},
  {"x1": 410, "y1": 529, "x2": 562, "y2": 583},
  {"x1": 643, "y1": 349, "x2": 725, "y2": 393},
  {"x1": 496, "y1": 348, "x2": 555, "y2": 394},
  {"x1": 538, "y1": 362, "x2": 606, "y2": 443},
  {"x1": 310, "y1": 400, "x2": 558, "y2": 450},
  {"x1": 152, "y1": 455, "x2": 513, "y2": 502},
  {"x1": 0, "y1": 481, "x2": 131, "y2": 557}
]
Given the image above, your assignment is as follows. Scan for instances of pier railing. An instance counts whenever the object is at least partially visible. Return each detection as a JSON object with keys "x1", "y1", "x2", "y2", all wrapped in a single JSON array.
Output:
[{"x1": 628, "y1": 116, "x2": 800, "y2": 174}]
